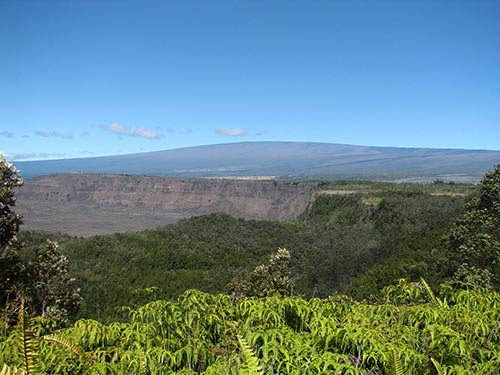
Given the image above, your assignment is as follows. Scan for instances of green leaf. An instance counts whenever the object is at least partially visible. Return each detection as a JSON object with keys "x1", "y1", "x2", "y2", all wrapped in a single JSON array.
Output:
[
  {"x1": 18, "y1": 301, "x2": 40, "y2": 375},
  {"x1": 387, "y1": 348, "x2": 404, "y2": 375},
  {"x1": 237, "y1": 335, "x2": 262, "y2": 375}
]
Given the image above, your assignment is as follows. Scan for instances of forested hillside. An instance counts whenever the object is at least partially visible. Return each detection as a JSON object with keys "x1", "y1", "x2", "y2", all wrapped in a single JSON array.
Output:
[{"x1": 19, "y1": 181, "x2": 473, "y2": 322}]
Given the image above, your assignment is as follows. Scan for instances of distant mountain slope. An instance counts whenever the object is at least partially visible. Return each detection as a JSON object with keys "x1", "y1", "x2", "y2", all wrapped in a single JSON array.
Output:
[{"x1": 15, "y1": 142, "x2": 500, "y2": 181}]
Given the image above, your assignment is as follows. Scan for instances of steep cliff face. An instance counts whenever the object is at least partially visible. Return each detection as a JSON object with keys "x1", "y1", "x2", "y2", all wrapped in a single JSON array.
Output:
[{"x1": 16, "y1": 174, "x2": 318, "y2": 235}]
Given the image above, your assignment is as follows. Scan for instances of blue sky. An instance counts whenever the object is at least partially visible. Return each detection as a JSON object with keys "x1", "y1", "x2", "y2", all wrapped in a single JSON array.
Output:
[{"x1": 1, "y1": 0, "x2": 499, "y2": 161}]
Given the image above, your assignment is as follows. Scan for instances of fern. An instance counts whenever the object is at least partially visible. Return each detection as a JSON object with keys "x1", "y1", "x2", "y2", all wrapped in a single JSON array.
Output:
[
  {"x1": 43, "y1": 334, "x2": 93, "y2": 363},
  {"x1": 431, "y1": 358, "x2": 446, "y2": 375},
  {"x1": 237, "y1": 335, "x2": 262, "y2": 375},
  {"x1": 420, "y1": 278, "x2": 440, "y2": 306},
  {"x1": 17, "y1": 301, "x2": 40, "y2": 375},
  {"x1": 0, "y1": 364, "x2": 27, "y2": 375},
  {"x1": 4, "y1": 288, "x2": 498, "y2": 374},
  {"x1": 387, "y1": 348, "x2": 404, "y2": 375}
]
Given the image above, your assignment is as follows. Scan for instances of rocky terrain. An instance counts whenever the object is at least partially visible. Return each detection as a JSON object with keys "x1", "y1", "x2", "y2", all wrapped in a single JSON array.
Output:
[{"x1": 15, "y1": 174, "x2": 318, "y2": 236}]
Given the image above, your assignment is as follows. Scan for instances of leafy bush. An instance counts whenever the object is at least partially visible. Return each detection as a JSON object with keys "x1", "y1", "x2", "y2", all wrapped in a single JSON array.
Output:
[{"x1": 1, "y1": 285, "x2": 499, "y2": 374}]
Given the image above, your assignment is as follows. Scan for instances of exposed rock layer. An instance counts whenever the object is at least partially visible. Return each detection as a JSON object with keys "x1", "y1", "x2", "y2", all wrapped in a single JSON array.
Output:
[{"x1": 16, "y1": 174, "x2": 318, "y2": 235}]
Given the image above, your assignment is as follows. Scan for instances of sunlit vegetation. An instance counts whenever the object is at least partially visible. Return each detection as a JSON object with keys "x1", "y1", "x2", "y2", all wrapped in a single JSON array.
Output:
[
  {"x1": 1, "y1": 285, "x2": 499, "y2": 374},
  {"x1": 3, "y1": 155, "x2": 500, "y2": 374}
]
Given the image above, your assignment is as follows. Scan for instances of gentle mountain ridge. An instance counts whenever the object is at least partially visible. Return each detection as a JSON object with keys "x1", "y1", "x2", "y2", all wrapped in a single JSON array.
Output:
[{"x1": 15, "y1": 141, "x2": 500, "y2": 181}]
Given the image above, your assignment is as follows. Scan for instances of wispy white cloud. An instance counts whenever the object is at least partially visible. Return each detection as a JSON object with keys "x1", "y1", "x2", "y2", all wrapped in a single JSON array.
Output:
[
  {"x1": 101, "y1": 123, "x2": 126, "y2": 135},
  {"x1": 215, "y1": 128, "x2": 248, "y2": 137},
  {"x1": 101, "y1": 122, "x2": 160, "y2": 140},
  {"x1": 35, "y1": 131, "x2": 73, "y2": 139},
  {"x1": 0, "y1": 131, "x2": 14, "y2": 138},
  {"x1": 130, "y1": 127, "x2": 159, "y2": 139}
]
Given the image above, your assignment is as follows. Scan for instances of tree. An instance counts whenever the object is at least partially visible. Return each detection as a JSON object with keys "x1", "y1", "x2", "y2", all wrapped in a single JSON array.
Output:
[
  {"x1": 227, "y1": 247, "x2": 295, "y2": 298},
  {"x1": 0, "y1": 157, "x2": 23, "y2": 249},
  {"x1": 29, "y1": 240, "x2": 81, "y2": 324},
  {"x1": 0, "y1": 156, "x2": 80, "y2": 325},
  {"x1": 444, "y1": 163, "x2": 500, "y2": 287},
  {"x1": 0, "y1": 156, "x2": 24, "y2": 316}
]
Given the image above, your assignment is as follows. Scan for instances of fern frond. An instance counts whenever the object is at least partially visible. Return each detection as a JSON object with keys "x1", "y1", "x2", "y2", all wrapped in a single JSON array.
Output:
[
  {"x1": 387, "y1": 348, "x2": 404, "y2": 375},
  {"x1": 0, "y1": 364, "x2": 27, "y2": 375},
  {"x1": 237, "y1": 335, "x2": 262, "y2": 375},
  {"x1": 43, "y1": 334, "x2": 93, "y2": 363},
  {"x1": 431, "y1": 358, "x2": 446, "y2": 375},
  {"x1": 420, "y1": 278, "x2": 446, "y2": 307},
  {"x1": 18, "y1": 301, "x2": 40, "y2": 375}
]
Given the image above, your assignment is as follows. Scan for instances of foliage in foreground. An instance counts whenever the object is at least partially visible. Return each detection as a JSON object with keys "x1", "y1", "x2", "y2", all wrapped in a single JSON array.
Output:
[{"x1": 1, "y1": 284, "x2": 499, "y2": 374}]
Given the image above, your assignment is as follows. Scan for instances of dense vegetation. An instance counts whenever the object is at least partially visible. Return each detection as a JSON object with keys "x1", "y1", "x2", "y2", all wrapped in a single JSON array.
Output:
[
  {"x1": 2, "y1": 155, "x2": 500, "y2": 374},
  {"x1": 25, "y1": 181, "x2": 471, "y2": 321},
  {"x1": 2, "y1": 286, "x2": 499, "y2": 374},
  {"x1": 0, "y1": 158, "x2": 80, "y2": 326}
]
